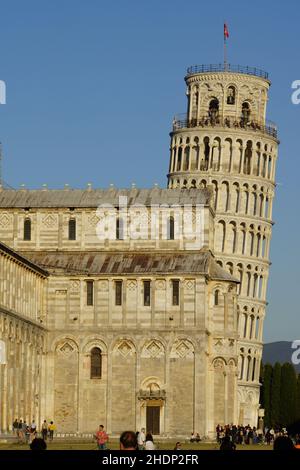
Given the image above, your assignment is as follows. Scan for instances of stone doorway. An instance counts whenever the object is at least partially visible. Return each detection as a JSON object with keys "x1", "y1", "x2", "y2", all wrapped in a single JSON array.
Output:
[{"x1": 146, "y1": 405, "x2": 160, "y2": 435}]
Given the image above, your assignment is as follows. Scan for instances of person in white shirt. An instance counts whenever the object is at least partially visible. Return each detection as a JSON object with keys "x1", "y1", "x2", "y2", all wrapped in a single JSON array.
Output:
[
  {"x1": 145, "y1": 433, "x2": 155, "y2": 450},
  {"x1": 137, "y1": 428, "x2": 146, "y2": 450}
]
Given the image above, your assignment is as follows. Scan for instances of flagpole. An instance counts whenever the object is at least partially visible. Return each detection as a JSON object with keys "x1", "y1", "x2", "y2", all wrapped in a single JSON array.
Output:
[
  {"x1": 223, "y1": 22, "x2": 229, "y2": 71},
  {"x1": 224, "y1": 36, "x2": 227, "y2": 71}
]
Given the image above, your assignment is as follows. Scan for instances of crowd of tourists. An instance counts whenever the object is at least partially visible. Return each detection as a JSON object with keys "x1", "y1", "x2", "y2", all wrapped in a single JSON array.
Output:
[
  {"x1": 216, "y1": 423, "x2": 300, "y2": 448},
  {"x1": 12, "y1": 418, "x2": 56, "y2": 444},
  {"x1": 10, "y1": 419, "x2": 300, "y2": 451},
  {"x1": 94, "y1": 426, "x2": 156, "y2": 450}
]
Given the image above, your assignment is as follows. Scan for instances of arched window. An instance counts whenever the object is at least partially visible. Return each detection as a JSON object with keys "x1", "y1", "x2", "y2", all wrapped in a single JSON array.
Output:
[
  {"x1": 268, "y1": 157, "x2": 272, "y2": 179},
  {"x1": 243, "y1": 313, "x2": 248, "y2": 338},
  {"x1": 249, "y1": 315, "x2": 255, "y2": 339},
  {"x1": 257, "y1": 234, "x2": 261, "y2": 257},
  {"x1": 214, "y1": 290, "x2": 220, "y2": 306},
  {"x1": 262, "y1": 236, "x2": 266, "y2": 258},
  {"x1": 253, "y1": 192, "x2": 257, "y2": 216},
  {"x1": 244, "y1": 141, "x2": 252, "y2": 175},
  {"x1": 239, "y1": 354, "x2": 245, "y2": 380},
  {"x1": 252, "y1": 357, "x2": 256, "y2": 381},
  {"x1": 203, "y1": 137, "x2": 210, "y2": 170},
  {"x1": 259, "y1": 194, "x2": 264, "y2": 217},
  {"x1": 262, "y1": 154, "x2": 267, "y2": 178},
  {"x1": 241, "y1": 229, "x2": 246, "y2": 255},
  {"x1": 209, "y1": 98, "x2": 219, "y2": 116},
  {"x1": 183, "y1": 147, "x2": 190, "y2": 171},
  {"x1": 246, "y1": 356, "x2": 252, "y2": 381},
  {"x1": 247, "y1": 272, "x2": 251, "y2": 297},
  {"x1": 250, "y1": 232, "x2": 254, "y2": 256},
  {"x1": 258, "y1": 275, "x2": 263, "y2": 299},
  {"x1": 177, "y1": 147, "x2": 182, "y2": 171},
  {"x1": 23, "y1": 218, "x2": 31, "y2": 241},
  {"x1": 227, "y1": 86, "x2": 236, "y2": 105},
  {"x1": 116, "y1": 217, "x2": 124, "y2": 240},
  {"x1": 237, "y1": 265, "x2": 243, "y2": 295},
  {"x1": 265, "y1": 197, "x2": 269, "y2": 218},
  {"x1": 90, "y1": 347, "x2": 102, "y2": 379},
  {"x1": 255, "y1": 317, "x2": 260, "y2": 339},
  {"x1": 68, "y1": 219, "x2": 76, "y2": 240},
  {"x1": 241, "y1": 102, "x2": 251, "y2": 124}
]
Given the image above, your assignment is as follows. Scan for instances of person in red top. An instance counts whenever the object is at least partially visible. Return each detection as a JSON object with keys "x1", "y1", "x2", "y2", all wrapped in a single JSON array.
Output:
[{"x1": 95, "y1": 425, "x2": 109, "y2": 450}]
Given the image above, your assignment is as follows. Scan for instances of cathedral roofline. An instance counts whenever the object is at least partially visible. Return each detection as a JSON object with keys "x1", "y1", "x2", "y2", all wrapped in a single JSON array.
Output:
[
  {"x1": 0, "y1": 187, "x2": 212, "y2": 208},
  {"x1": 0, "y1": 241, "x2": 48, "y2": 277},
  {"x1": 22, "y1": 249, "x2": 238, "y2": 283}
]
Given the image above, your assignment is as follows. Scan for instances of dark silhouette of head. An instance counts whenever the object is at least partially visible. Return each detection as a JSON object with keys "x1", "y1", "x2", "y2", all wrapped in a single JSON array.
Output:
[
  {"x1": 273, "y1": 436, "x2": 295, "y2": 451},
  {"x1": 145, "y1": 433, "x2": 153, "y2": 442},
  {"x1": 30, "y1": 438, "x2": 47, "y2": 451},
  {"x1": 220, "y1": 435, "x2": 236, "y2": 451},
  {"x1": 120, "y1": 431, "x2": 137, "y2": 450}
]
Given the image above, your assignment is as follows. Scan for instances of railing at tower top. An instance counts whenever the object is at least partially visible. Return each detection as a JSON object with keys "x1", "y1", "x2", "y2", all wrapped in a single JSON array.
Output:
[
  {"x1": 172, "y1": 114, "x2": 278, "y2": 139},
  {"x1": 186, "y1": 64, "x2": 269, "y2": 80}
]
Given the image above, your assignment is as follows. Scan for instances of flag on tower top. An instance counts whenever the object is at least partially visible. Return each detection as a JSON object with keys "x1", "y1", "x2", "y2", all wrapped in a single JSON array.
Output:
[{"x1": 224, "y1": 23, "x2": 229, "y2": 39}]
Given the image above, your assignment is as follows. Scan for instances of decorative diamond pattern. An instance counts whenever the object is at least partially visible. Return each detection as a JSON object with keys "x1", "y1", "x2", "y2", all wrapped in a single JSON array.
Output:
[
  {"x1": 0, "y1": 214, "x2": 11, "y2": 227},
  {"x1": 146, "y1": 340, "x2": 162, "y2": 358},
  {"x1": 60, "y1": 343, "x2": 74, "y2": 355},
  {"x1": 42, "y1": 214, "x2": 57, "y2": 228},
  {"x1": 176, "y1": 340, "x2": 191, "y2": 358},
  {"x1": 118, "y1": 341, "x2": 133, "y2": 357}
]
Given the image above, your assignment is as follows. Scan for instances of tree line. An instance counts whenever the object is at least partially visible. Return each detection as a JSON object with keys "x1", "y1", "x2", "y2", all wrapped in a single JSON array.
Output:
[{"x1": 260, "y1": 363, "x2": 300, "y2": 428}]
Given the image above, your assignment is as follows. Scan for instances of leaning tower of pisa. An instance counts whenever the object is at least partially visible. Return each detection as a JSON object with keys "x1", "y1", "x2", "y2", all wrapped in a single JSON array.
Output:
[{"x1": 167, "y1": 64, "x2": 279, "y2": 427}]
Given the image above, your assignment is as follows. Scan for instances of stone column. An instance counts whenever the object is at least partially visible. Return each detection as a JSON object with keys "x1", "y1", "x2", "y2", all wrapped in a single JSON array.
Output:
[
  {"x1": 173, "y1": 146, "x2": 178, "y2": 172},
  {"x1": 239, "y1": 146, "x2": 245, "y2": 174},
  {"x1": 208, "y1": 143, "x2": 213, "y2": 169},
  {"x1": 180, "y1": 146, "x2": 185, "y2": 172}
]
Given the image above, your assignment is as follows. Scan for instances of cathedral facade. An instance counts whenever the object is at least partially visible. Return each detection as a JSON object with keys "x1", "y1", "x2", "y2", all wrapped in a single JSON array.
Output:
[{"x1": 0, "y1": 63, "x2": 278, "y2": 437}]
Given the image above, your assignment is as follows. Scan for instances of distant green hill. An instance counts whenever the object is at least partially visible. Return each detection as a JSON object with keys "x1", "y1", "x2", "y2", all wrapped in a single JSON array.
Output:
[{"x1": 263, "y1": 341, "x2": 300, "y2": 372}]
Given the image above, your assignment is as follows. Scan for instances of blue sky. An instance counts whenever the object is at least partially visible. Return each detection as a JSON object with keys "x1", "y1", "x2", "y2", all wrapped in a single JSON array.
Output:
[{"x1": 0, "y1": 0, "x2": 299, "y2": 342}]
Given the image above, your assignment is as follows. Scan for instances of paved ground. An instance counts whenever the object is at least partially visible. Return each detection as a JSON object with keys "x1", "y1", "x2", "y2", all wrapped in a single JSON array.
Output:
[{"x1": 0, "y1": 439, "x2": 272, "y2": 451}]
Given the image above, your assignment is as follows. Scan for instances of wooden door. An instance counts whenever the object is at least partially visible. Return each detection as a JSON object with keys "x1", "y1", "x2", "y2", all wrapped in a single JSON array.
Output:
[{"x1": 146, "y1": 406, "x2": 160, "y2": 435}]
